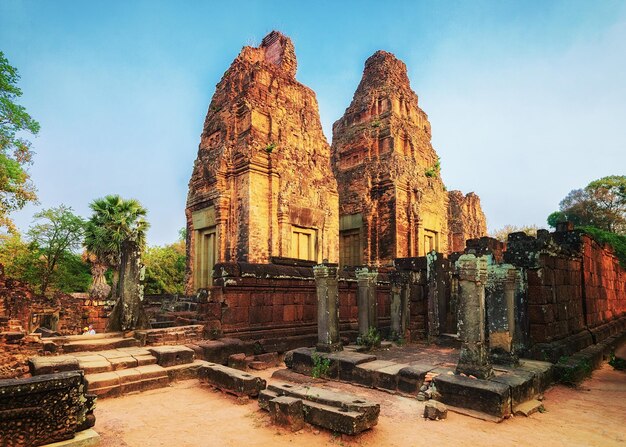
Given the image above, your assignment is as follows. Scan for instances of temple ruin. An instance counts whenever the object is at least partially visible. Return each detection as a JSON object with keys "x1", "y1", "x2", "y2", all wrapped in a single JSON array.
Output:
[
  {"x1": 1, "y1": 30, "x2": 625, "y2": 446},
  {"x1": 185, "y1": 31, "x2": 339, "y2": 292},
  {"x1": 331, "y1": 51, "x2": 487, "y2": 267}
]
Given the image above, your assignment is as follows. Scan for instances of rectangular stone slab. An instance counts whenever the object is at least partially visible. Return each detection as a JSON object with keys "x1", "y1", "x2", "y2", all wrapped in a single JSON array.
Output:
[
  {"x1": 198, "y1": 363, "x2": 266, "y2": 397},
  {"x1": 28, "y1": 356, "x2": 80, "y2": 376},
  {"x1": 374, "y1": 363, "x2": 410, "y2": 391},
  {"x1": 352, "y1": 360, "x2": 397, "y2": 388},
  {"x1": 326, "y1": 351, "x2": 377, "y2": 381},
  {"x1": 260, "y1": 385, "x2": 379, "y2": 435},
  {"x1": 433, "y1": 374, "x2": 511, "y2": 419},
  {"x1": 267, "y1": 382, "x2": 379, "y2": 421},
  {"x1": 148, "y1": 345, "x2": 195, "y2": 367}
]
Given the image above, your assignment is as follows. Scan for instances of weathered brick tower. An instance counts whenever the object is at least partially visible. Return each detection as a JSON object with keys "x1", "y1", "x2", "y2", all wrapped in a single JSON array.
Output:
[
  {"x1": 332, "y1": 51, "x2": 453, "y2": 266},
  {"x1": 186, "y1": 31, "x2": 339, "y2": 292}
]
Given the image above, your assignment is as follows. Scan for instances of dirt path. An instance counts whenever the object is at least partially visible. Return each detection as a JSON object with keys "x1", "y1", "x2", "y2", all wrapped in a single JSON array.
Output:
[{"x1": 95, "y1": 363, "x2": 626, "y2": 447}]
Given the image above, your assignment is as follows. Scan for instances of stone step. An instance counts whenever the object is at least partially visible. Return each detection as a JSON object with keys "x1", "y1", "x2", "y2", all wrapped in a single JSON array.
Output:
[
  {"x1": 30, "y1": 347, "x2": 157, "y2": 375},
  {"x1": 85, "y1": 364, "x2": 169, "y2": 398},
  {"x1": 148, "y1": 345, "x2": 195, "y2": 367},
  {"x1": 62, "y1": 337, "x2": 139, "y2": 353},
  {"x1": 164, "y1": 360, "x2": 212, "y2": 382}
]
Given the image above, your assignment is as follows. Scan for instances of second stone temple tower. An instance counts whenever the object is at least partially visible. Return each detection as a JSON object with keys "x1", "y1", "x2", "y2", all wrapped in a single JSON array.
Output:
[{"x1": 332, "y1": 51, "x2": 451, "y2": 266}]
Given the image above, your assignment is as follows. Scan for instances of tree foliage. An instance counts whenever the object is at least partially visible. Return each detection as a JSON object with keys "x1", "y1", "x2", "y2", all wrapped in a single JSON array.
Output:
[
  {"x1": 143, "y1": 240, "x2": 185, "y2": 295},
  {"x1": 0, "y1": 227, "x2": 90, "y2": 295},
  {"x1": 490, "y1": 224, "x2": 540, "y2": 242},
  {"x1": 0, "y1": 51, "x2": 40, "y2": 232},
  {"x1": 548, "y1": 176, "x2": 626, "y2": 234},
  {"x1": 84, "y1": 195, "x2": 149, "y2": 299},
  {"x1": 27, "y1": 205, "x2": 85, "y2": 295}
]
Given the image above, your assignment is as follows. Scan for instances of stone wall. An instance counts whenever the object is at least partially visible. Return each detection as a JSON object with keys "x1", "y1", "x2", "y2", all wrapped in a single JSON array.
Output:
[
  {"x1": 203, "y1": 263, "x2": 391, "y2": 342},
  {"x1": 0, "y1": 268, "x2": 86, "y2": 336},
  {"x1": 504, "y1": 229, "x2": 626, "y2": 360}
]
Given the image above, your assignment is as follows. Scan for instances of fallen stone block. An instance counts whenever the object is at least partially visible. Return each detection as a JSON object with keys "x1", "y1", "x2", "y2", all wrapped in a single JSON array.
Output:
[
  {"x1": 198, "y1": 363, "x2": 266, "y2": 397},
  {"x1": 28, "y1": 355, "x2": 80, "y2": 376},
  {"x1": 432, "y1": 373, "x2": 511, "y2": 419},
  {"x1": 148, "y1": 345, "x2": 195, "y2": 367},
  {"x1": 269, "y1": 396, "x2": 305, "y2": 431},
  {"x1": 424, "y1": 401, "x2": 448, "y2": 420},
  {"x1": 267, "y1": 382, "x2": 379, "y2": 434}
]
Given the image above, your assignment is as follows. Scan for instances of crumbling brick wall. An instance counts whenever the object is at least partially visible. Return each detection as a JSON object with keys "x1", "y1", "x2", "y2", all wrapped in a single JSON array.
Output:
[
  {"x1": 505, "y1": 229, "x2": 626, "y2": 351},
  {"x1": 203, "y1": 263, "x2": 390, "y2": 341}
]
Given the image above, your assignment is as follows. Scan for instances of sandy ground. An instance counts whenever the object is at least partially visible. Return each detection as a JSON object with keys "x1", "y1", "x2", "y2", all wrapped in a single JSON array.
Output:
[{"x1": 95, "y1": 363, "x2": 626, "y2": 447}]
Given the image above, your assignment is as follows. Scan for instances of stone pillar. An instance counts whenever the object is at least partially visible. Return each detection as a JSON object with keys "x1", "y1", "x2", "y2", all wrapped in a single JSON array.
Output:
[
  {"x1": 389, "y1": 271, "x2": 409, "y2": 339},
  {"x1": 486, "y1": 263, "x2": 519, "y2": 365},
  {"x1": 455, "y1": 254, "x2": 492, "y2": 379},
  {"x1": 356, "y1": 268, "x2": 378, "y2": 337},
  {"x1": 313, "y1": 263, "x2": 342, "y2": 352}
]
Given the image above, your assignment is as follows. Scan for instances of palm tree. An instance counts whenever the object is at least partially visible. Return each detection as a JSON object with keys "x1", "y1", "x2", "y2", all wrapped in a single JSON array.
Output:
[{"x1": 84, "y1": 195, "x2": 149, "y2": 300}]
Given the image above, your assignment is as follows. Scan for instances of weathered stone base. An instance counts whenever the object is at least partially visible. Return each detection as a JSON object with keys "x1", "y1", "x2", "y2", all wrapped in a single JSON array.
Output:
[
  {"x1": 433, "y1": 373, "x2": 511, "y2": 419},
  {"x1": 259, "y1": 382, "x2": 379, "y2": 435},
  {"x1": 41, "y1": 429, "x2": 100, "y2": 447},
  {"x1": 198, "y1": 363, "x2": 266, "y2": 397}
]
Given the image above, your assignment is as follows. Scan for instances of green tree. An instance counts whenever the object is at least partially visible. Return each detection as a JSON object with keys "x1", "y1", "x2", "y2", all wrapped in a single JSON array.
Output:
[
  {"x1": 0, "y1": 232, "x2": 41, "y2": 284},
  {"x1": 0, "y1": 51, "x2": 40, "y2": 232},
  {"x1": 27, "y1": 205, "x2": 85, "y2": 295},
  {"x1": 549, "y1": 176, "x2": 626, "y2": 234},
  {"x1": 84, "y1": 195, "x2": 149, "y2": 299},
  {"x1": 143, "y1": 240, "x2": 186, "y2": 295}
]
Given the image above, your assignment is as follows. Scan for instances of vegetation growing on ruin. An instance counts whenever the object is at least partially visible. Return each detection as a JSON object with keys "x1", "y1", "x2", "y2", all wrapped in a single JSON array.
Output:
[
  {"x1": 357, "y1": 326, "x2": 381, "y2": 349},
  {"x1": 263, "y1": 142, "x2": 276, "y2": 153},
  {"x1": 424, "y1": 157, "x2": 441, "y2": 178},
  {"x1": 311, "y1": 352, "x2": 331, "y2": 378},
  {"x1": 579, "y1": 226, "x2": 626, "y2": 268}
]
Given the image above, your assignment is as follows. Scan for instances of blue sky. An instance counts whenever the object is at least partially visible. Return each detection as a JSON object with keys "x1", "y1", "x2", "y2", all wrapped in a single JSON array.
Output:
[{"x1": 1, "y1": 0, "x2": 625, "y2": 245}]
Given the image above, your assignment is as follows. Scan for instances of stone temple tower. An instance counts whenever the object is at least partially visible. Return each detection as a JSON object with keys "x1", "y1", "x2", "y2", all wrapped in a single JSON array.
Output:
[
  {"x1": 332, "y1": 51, "x2": 451, "y2": 267},
  {"x1": 186, "y1": 31, "x2": 339, "y2": 292}
]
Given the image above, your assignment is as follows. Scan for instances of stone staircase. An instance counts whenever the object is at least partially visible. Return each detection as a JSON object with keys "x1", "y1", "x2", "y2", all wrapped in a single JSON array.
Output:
[
  {"x1": 29, "y1": 344, "x2": 209, "y2": 398},
  {"x1": 46, "y1": 332, "x2": 141, "y2": 353}
]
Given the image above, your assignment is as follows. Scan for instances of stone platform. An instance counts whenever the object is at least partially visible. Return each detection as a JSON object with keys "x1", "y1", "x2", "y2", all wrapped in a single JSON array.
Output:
[{"x1": 287, "y1": 343, "x2": 553, "y2": 421}]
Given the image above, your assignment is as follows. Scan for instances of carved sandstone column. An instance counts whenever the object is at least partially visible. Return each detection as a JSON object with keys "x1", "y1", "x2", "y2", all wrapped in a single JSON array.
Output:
[
  {"x1": 356, "y1": 268, "x2": 379, "y2": 337},
  {"x1": 455, "y1": 254, "x2": 492, "y2": 379},
  {"x1": 389, "y1": 270, "x2": 410, "y2": 340},
  {"x1": 486, "y1": 263, "x2": 519, "y2": 365},
  {"x1": 313, "y1": 263, "x2": 342, "y2": 352}
]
